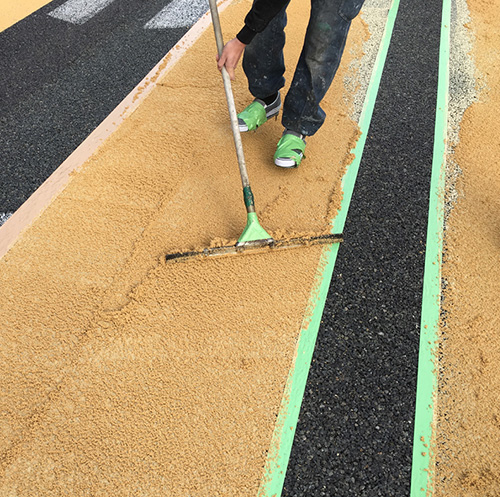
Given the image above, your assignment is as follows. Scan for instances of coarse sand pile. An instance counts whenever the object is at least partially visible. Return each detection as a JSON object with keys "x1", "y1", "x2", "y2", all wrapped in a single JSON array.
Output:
[
  {"x1": 435, "y1": 0, "x2": 500, "y2": 495},
  {"x1": 0, "y1": 0, "x2": 367, "y2": 494}
]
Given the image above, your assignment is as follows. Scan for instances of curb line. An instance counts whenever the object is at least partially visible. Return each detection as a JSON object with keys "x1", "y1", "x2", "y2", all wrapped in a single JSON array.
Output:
[{"x1": 410, "y1": 0, "x2": 450, "y2": 494}]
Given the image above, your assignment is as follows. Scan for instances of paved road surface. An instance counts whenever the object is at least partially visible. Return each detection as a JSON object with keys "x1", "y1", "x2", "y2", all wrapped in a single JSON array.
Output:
[
  {"x1": 0, "y1": 0, "x2": 442, "y2": 495},
  {"x1": 0, "y1": 0, "x2": 207, "y2": 217}
]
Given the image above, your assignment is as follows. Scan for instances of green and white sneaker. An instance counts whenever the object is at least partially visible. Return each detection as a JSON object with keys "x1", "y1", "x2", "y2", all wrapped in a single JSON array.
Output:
[
  {"x1": 237, "y1": 92, "x2": 281, "y2": 132},
  {"x1": 274, "y1": 130, "x2": 306, "y2": 168}
]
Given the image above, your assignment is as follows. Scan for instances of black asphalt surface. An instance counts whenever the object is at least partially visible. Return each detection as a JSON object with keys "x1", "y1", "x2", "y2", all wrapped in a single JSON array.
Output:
[
  {"x1": 0, "y1": 0, "x2": 190, "y2": 213},
  {"x1": 1, "y1": 0, "x2": 442, "y2": 495},
  {"x1": 283, "y1": 1, "x2": 441, "y2": 495}
]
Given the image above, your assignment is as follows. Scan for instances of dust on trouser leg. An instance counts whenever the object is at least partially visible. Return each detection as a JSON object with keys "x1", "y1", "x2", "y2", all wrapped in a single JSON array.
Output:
[
  {"x1": 282, "y1": 0, "x2": 365, "y2": 136},
  {"x1": 242, "y1": 1, "x2": 291, "y2": 100}
]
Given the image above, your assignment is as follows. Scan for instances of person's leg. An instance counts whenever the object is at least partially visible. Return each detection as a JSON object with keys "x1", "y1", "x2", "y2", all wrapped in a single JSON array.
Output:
[
  {"x1": 238, "y1": 2, "x2": 290, "y2": 132},
  {"x1": 282, "y1": 0, "x2": 364, "y2": 136},
  {"x1": 242, "y1": 1, "x2": 290, "y2": 100}
]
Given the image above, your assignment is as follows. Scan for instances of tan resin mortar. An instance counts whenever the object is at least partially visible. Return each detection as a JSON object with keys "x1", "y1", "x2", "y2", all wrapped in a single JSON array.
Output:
[
  {"x1": 0, "y1": 0, "x2": 365, "y2": 494},
  {"x1": 0, "y1": 0, "x2": 52, "y2": 31},
  {"x1": 435, "y1": 0, "x2": 500, "y2": 495}
]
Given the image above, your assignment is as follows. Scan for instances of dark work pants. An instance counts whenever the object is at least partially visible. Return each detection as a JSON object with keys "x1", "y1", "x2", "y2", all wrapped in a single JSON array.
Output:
[{"x1": 242, "y1": 0, "x2": 364, "y2": 136}]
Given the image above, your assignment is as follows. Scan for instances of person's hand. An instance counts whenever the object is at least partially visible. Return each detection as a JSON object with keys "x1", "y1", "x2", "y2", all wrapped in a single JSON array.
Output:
[{"x1": 216, "y1": 37, "x2": 246, "y2": 80}]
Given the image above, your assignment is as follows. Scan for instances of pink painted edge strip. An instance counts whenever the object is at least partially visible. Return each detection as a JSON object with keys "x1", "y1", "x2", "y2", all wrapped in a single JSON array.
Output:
[{"x1": 0, "y1": 0, "x2": 232, "y2": 259}]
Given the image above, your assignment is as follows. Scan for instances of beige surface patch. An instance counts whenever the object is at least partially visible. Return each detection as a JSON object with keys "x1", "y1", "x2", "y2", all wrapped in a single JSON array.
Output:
[
  {"x1": 0, "y1": 0, "x2": 365, "y2": 494},
  {"x1": 435, "y1": 0, "x2": 500, "y2": 495},
  {"x1": 0, "y1": 0, "x2": 53, "y2": 31}
]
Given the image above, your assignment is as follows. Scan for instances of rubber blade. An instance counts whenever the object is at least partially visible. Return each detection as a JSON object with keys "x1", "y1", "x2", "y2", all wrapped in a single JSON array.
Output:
[{"x1": 165, "y1": 233, "x2": 343, "y2": 263}]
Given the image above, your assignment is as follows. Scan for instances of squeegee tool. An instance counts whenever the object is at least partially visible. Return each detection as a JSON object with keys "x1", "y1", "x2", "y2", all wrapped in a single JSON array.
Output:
[
  {"x1": 165, "y1": 233, "x2": 343, "y2": 262},
  {"x1": 164, "y1": 0, "x2": 343, "y2": 263}
]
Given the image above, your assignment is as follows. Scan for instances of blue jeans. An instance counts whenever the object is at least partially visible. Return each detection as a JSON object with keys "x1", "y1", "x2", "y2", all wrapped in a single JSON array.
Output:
[{"x1": 242, "y1": 0, "x2": 365, "y2": 136}]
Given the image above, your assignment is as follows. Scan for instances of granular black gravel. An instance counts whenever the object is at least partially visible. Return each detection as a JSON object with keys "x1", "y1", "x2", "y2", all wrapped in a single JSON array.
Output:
[{"x1": 283, "y1": 0, "x2": 442, "y2": 495}]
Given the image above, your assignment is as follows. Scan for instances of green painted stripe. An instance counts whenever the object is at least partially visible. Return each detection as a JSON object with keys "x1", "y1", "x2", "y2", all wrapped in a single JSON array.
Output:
[
  {"x1": 258, "y1": 2, "x2": 401, "y2": 495},
  {"x1": 410, "y1": 0, "x2": 450, "y2": 495}
]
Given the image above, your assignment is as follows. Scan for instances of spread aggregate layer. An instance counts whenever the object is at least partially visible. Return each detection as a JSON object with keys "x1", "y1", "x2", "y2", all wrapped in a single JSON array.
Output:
[
  {"x1": 434, "y1": 0, "x2": 500, "y2": 494},
  {"x1": 0, "y1": 0, "x2": 366, "y2": 494},
  {"x1": 3, "y1": 0, "x2": 498, "y2": 494}
]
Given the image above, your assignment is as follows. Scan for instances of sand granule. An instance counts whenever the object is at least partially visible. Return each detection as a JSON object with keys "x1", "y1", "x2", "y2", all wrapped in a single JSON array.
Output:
[{"x1": 435, "y1": 0, "x2": 500, "y2": 495}]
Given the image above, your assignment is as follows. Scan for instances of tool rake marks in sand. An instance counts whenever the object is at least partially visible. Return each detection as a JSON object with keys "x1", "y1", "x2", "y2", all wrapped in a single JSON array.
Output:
[{"x1": 164, "y1": 0, "x2": 343, "y2": 263}]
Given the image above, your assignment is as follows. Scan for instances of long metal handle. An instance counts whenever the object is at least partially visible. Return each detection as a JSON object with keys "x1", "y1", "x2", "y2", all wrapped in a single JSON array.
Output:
[{"x1": 208, "y1": 0, "x2": 255, "y2": 212}]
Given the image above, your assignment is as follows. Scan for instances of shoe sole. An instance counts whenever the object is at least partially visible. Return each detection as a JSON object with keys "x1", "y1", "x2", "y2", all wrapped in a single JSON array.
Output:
[{"x1": 274, "y1": 154, "x2": 302, "y2": 168}]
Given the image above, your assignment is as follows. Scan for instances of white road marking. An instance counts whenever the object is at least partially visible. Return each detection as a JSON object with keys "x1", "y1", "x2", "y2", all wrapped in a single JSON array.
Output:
[
  {"x1": 48, "y1": 0, "x2": 116, "y2": 25},
  {"x1": 145, "y1": 0, "x2": 208, "y2": 29},
  {"x1": 0, "y1": 212, "x2": 13, "y2": 227}
]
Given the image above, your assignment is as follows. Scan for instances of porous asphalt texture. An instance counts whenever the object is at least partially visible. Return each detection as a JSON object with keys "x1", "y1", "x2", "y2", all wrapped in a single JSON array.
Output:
[
  {"x1": 1, "y1": 0, "x2": 442, "y2": 495},
  {"x1": 283, "y1": 0, "x2": 441, "y2": 495},
  {"x1": 0, "y1": 0, "x2": 190, "y2": 213}
]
